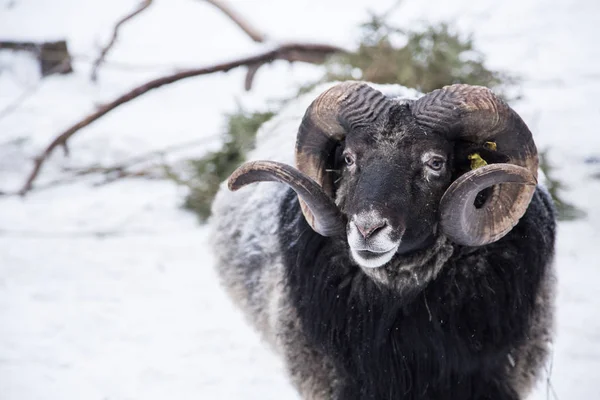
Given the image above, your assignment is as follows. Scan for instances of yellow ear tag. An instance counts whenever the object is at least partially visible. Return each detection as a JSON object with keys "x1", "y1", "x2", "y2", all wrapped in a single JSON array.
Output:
[
  {"x1": 468, "y1": 153, "x2": 488, "y2": 170},
  {"x1": 484, "y1": 141, "x2": 497, "y2": 151}
]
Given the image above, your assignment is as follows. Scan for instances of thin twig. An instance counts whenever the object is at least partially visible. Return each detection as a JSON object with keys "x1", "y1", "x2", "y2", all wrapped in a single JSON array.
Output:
[
  {"x1": 382, "y1": 0, "x2": 404, "y2": 18},
  {"x1": 90, "y1": 0, "x2": 153, "y2": 82},
  {"x1": 0, "y1": 137, "x2": 219, "y2": 196},
  {"x1": 0, "y1": 81, "x2": 43, "y2": 120},
  {"x1": 111, "y1": 137, "x2": 219, "y2": 169},
  {"x1": 60, "y1": 137, "x2": 219, "y2": 175},
  {"x1": 17, "y1": 42, "x2": 344, "y2": 196},
  {"x1": 0, "y1": 228, "x2": 179, "y2": 238},
  {"x1": 244, "y1": 63, "x2": 261, "y2": 91},
  {"x1": 546, "y1": 347, "x2": 559, "y2": 400},
  {"x1": 203, "y1": 0, "x2": 266, "y2": 43},
  {"x1": 92, "y1": 168, "x2": 163, "y2": 186},
  {"x1": 3, "y1": 167, "x2": 157, "y2": 196},
  {"x1": 203, "y1": 0, "x2": 269, "y2": 90},
  {"x1": 1, "y1": 47, "x2": 185, "y2": 75},
  {"x1": 0, "y1": 58, "x2": 72, "y2": 121}
]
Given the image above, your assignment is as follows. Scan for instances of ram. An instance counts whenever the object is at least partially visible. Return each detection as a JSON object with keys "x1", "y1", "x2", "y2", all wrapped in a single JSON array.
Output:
[{"x1": 211, "y1": 82, "x2": 556, "y2": 400}]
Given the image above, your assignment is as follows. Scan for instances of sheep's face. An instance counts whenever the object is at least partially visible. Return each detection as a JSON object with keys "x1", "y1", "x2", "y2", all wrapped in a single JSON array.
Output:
[
  {"x1": 335, "y1": 106, "x2": 453, "y2": 269},
  {"x1": 229, "y1": 82, "x2": 539, "y2": 269}
]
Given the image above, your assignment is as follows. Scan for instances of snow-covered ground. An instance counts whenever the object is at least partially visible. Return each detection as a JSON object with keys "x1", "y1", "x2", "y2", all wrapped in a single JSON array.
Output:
[{"x1": 1, "y1": 0, "x2": 599, "y2": 399}]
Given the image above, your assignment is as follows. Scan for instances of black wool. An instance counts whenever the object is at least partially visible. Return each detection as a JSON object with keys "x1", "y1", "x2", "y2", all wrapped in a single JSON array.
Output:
[{"x1": 279, "y1": 188, "x2": 555, "y2": 400}]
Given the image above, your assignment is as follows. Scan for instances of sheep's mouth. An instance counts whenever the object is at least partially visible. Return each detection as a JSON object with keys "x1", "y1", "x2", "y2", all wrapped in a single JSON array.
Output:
[{"x1": 350, "y1": 245, "x2": 399, "y2": 269}]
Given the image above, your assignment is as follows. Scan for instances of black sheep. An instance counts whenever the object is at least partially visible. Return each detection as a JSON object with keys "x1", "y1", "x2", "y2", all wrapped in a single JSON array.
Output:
[{"x1": 212, "y1": 82, "x2": 556, "y2": 399}]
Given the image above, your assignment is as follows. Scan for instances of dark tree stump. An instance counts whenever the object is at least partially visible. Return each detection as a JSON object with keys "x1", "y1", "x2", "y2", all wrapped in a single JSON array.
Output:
[{"x1": 0, "y1": 39, "x2": 73, "y2": 77}]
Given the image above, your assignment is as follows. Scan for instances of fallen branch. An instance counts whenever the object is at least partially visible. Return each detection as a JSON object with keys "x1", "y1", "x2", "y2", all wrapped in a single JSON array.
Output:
[
  {"x1": 90, "y1": 0, "x2": 154, "y2": 82},
  {"x1": 204, "y1": 0, "x2": 266, "y2": 43},
  {"x1": 17, "y1": 42, "x2": 343, "y2": 196}
]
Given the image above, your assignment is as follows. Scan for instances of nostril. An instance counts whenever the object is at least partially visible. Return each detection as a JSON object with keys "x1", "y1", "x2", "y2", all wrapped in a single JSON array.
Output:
[{"x1": 355, "y1": 220, "x2": 387, "y2": 239}]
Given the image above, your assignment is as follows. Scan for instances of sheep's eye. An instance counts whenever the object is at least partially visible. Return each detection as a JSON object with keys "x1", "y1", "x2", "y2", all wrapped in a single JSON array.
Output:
[
  {"x1": 344, "y1": 154, "x2": 355, "y2": 166},
  {"x1": 426, "y1": 156, "x2": 445, "y2": 171}
]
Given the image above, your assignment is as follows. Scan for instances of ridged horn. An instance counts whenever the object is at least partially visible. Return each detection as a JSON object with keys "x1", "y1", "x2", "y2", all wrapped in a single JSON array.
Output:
[
  {"x1": 295, "y1": 81, "x2": 394, "y2": 231},
  {"x1": 412, "y1": 84, "x2": 538, "y2": 246},
  {"x1": 228, "y1": 160, "x2": 346, "y2": 237}
]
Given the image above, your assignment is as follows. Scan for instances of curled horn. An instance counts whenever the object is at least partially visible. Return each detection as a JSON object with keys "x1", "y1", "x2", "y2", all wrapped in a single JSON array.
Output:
[
  {"x1": 228, "y1": 161, "x2": 345, "y2": 236},
  {"x1": 413, "y1": 84, "x2": 538, "y2": 246},
  {"x1": 229, "y1": 82, "x2": 393, "y2": 237},
  {"x1": 294, "y1": 81, "x2": 394, "y2": 231}
]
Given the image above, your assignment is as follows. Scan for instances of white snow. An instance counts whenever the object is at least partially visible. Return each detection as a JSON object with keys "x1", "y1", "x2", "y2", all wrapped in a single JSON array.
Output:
[{"x1": 0, "y1": 0, "x2": 599, "y2": 399}]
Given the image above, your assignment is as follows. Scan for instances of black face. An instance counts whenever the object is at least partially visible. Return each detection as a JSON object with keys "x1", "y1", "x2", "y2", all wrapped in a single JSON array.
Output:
[{"x1": 333, "y1": 104, "x2": 454, "y2": 268}]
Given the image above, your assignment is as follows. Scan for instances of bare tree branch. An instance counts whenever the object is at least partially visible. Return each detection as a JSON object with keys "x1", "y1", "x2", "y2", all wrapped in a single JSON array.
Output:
[
  {"x1": 203, "y1": 0, "x2": 266, "y2": 43},
  {"x1": 16, "y1": 42, "x2": 344, "y2": 196},
  {"x1": 244, "y1": 63, "x2": 261, "y2": 91},
  {"x1": 2, "y1": 166, "x2": 151, "y2": 197},
  {"x1": 1, "y1": 137, "x2": 219, "y2": 196},
  {"x1": 203, "y1": 0, "x2": 268, "y2": 90},
  {"x1": 203, "y1": 0, "x2": 267, "y2": 91},
  {"x1": 90, "y1": 0, "x2": 154, "y2": 82}
]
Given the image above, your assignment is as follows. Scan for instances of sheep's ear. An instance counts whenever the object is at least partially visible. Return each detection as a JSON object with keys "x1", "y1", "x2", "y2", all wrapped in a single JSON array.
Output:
[
  {"x1": 453, "y1": 142, "x2": 511, "y2": 178},
  {"x1": 328, "y1": 142, "x2": 346, "y2": 193}
]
